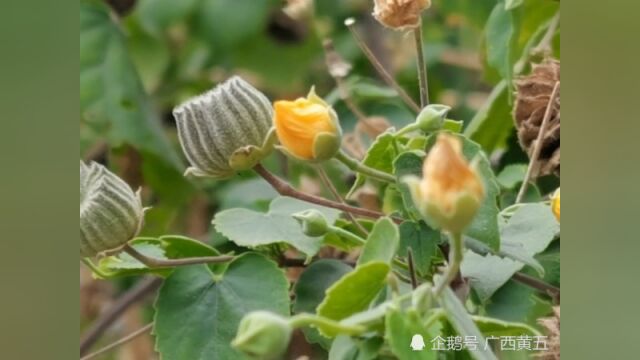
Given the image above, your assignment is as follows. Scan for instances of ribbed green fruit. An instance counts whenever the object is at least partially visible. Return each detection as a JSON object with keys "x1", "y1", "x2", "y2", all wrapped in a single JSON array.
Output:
[
  {"x1": 174, "y1": 76, "x2": 274, "y2": 179},
  {"x1": 80, "y1": 161, "x2": 144, "y2": 257}
]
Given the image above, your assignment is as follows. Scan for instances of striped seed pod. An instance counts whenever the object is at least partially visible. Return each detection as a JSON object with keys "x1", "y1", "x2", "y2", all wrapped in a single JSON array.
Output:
[
  {"x1": 80, "y1": 161, "x2": 144, "y2": 257},
  {"x1": 174, "y1": 76, "x2": 275, "y2": 179}
]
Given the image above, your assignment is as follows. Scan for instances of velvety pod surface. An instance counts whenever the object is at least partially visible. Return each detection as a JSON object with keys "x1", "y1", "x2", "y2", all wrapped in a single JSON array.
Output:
[
  {"x1": 173, "y1": 76, "x2": 274, "y2": 178},
  {"x1": 80, "y1": 161, "x2": 144, "y2": 257}
]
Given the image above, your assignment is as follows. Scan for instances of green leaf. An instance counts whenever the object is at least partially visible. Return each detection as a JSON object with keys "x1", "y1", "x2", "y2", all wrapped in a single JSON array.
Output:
[
  {"x1": 318, "y1": 262, "x2": 390, "y2": 323},
  {"x1": 439, "y1": 287, "x2": 498, "y2": 360},
  {"x1": 505, "y1": 0, "x2": 524, "y2": 10},
  {"x1": 463, "y1": 81, "x2": 512, "y2": 153},
  {"x1": 398, "y1": 221, "x2": 441, "y2": 276},
  {"x1": 213, "y1": 196, "x2": 341, "y2": 256},
  {"x1": 485, "y1": 280, "x2": 552, "y2": 324},
  {"x1": 357, "y1": 218, "x2": 399, "y2": 267},
  {"x1": 348, "y1": 133, "x2": 397, "y2": 197},
  {"x1": 194, "y1": 0, "x2": 276, "y2": 49},
  {"x1": 154, "y1": 253, "x2": 290, "y2": 360},
  {"x1": 96, "y1": 235, "x2": 222, "y2": 278},
  {"x1": 393, "y1": 151, "x2": 425, "y2": 220},
  {"x1": 496, "y1": 164, "x2": 528, "y2": 189},
  {"x1": 136, "y1": 0, "x2": 200, "y2": 34},
  {"x1": 80, "y1": 0, "x2": 180, "y2": 168},
  {"x1": 218, "y1": 178, "x2": 278, "y2": 210},
  {"x1": 485, "y1": 4, "x2": 515, "y2": 93},
  {"x1": 385, "y1": 309, "x2": 437, "y2": 360},
  {"x1": 472, "y1": 316, "x2": 540, "y2": 337},
  {"x1": 293, "y1": 260, "x2": 353, "y2": 348},
  {"x1": 328, "y1": 335, "x2": 382, "y2": 360},
  {"x1": 462, "y1": 204, "x2": 560, "y2": 301}
]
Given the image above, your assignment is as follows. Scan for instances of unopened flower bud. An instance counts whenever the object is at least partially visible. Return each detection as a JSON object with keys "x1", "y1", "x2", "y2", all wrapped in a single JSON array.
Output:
[
  {"x1": 80, "y1": 161, "x2": 145, "y2": 257},
  {"x1": 405, "y1": 134, "x2": 484, "y2": 233},
  {"x1": 292, "y1": 209, "x2": 329, "y2": 237},
  {"x1": 551, "y1": 188, "x2": 560, "y2": 221},
  {"x1": 415, "y1": 104, "x2": 450, "y2": 133},
  {"x1": 174, "y1": 76, "x2": 275, "y2": 179},
  {"x1": 232, "y1": 311, "x2": 292, "y2": 360},
  {"x1": 273, "y1": 88, "x2": 342, "y2": 162},
  {"x1": 373, "y1": 0, "x2": 431, "y2": 31}
]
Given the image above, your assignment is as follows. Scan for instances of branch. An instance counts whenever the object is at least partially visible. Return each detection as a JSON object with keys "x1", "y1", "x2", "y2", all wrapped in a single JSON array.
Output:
[
  {"x1": 80, "y1": 277, "x2": 161, "y2": 355},
  {"x1": 80, "y1": 322, "x2": 153, "y2": 360},
  {"x1": 316, "y1": 165, "x2": 369, "y2": 235},
  {"x1": 345, "y1": 18, "x2": 421, "y2": 113},
  {"x1": 512, "y1": 272, "x2": 560, "y2": 302},
  {"x1": 253, "y1": 163, "x2": 403, "y2": 223},
  {"x1": 123, "y1": 244, "x2": 234, "y2": 268},
  {"x1": 516, "y1": 81, "x2": 560, "y2": 203}
]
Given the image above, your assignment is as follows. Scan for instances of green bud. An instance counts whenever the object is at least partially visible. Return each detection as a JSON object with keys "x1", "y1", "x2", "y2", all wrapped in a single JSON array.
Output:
[
  {"x1": 415, "y1": 104, "x2": 450, "y2": 133},
  {"x1": 292, "y1": 209, "x2": 329, "y2": 237},
  {"x1": 174, "y1": 76, "x2": 274, "y2": 179},
  {"x1": 232, "y1": 311, "x2": 292, "y2": 360},
  {"x1": 80, "y1": 161, "x2": 145, "y2": 257}
]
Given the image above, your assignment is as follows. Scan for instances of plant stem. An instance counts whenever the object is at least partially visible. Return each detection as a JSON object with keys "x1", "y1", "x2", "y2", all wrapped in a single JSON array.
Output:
[
  {"x1": 289, "y1": 314, "x2": 366, "y2": 335},
  {"x1": 413, "y1": 23, "x2": 430, "y2": 107},
  {"x1": 512, "y1": 272, "x2": 560, "y2": 302},
  {"x1": 81, "y1": 258, "x2": 114, "y2": 278},
  {"x1": 80, "y1": 323, "x2": 153, "y2": 360},
  {"x1": 253, "y1": 163, "x2": 402, "y2": 223},
  {"x1": 80, "y1": 277, "x2": 162, "y2": 355},
  {"x1": 407, "y1": 248, "x2": 418, "y2": 289},
  {"x1": 123, "y1": 244, "x2": 234, "y2": 268},
  {"x1": 433, "y1": 232, "x2": 463, "y2": 297},
  {"x1": 328, "y1": 225, "x2": 366, "y2": 245},
  {"x1": 345, "y1": 18, "x2": 421, "y2": 113},
  {"x1": 515, "y1": 81, "x2": 560, "y2": 203},
  {"x1": 316, "y1": 165, "x2": 369, "y2": 235},
  {"x1": 335, "y1": 150, "x2": 396, "y2": 183}
]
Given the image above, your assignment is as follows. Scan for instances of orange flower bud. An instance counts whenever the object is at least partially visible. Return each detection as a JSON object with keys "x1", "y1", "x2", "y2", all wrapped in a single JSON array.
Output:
[
  {"x1": 273, "y1": 88, "x2": 342, "y2": 161},
  {"x1": 551, "y1": 188, "x2": 560, "y2": 221},
  {"x1": 406, "y1": 134, "x2": 484, "y2": 233}
]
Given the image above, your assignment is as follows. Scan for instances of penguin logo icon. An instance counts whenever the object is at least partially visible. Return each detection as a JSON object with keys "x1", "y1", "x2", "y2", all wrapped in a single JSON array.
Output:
[{"x1": 410, "y1": 334, "x2": 426, "y2": 351}]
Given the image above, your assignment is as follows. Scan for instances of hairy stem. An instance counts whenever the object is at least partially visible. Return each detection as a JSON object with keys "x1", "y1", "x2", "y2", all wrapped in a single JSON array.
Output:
[
  {"x1": 328, "y1": 225, "x2": 367, "y2": 245},
  {"x1": 335, "y1": 150, "x2": 396, "y2": 183},
  {"x1": 433, "y1": 232, "x2": 464, "y2": 297},
  {"x1": 316, "y1": 165, "x2": 369, "y2": 235},
  {"x1": 289, "y1": 314, "x2": 366, "y2": 335},
  {"x1": 413, "y1": 23, "x2": 430, "y2": 107},
  {"x1": 407, "y1": 248, "x2": 419, "y2": 289},
  {"x1": 516, "y1": 81, "x2": 560, "y2": 203},
  {"x1": 345, "y1": 18, "x2": 421, "y2": 113},
  {"x1": 123, "y1": 244, "x2": 234, "y2": 268},
  {"x1": 253, "y1": 163, "x2": 401, "y2": 223}
]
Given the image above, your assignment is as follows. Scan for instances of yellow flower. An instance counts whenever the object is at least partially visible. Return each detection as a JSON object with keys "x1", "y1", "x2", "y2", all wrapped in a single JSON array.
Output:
[
  {"x1": 273, "y1": 88, "x2": 341, "y2": 161},
  {"x1": 406, "y1": 134, "x2": 484, "y2": 233},
  {"x1": 551, "y1": 188, "x2": 560, "y2": 221}
]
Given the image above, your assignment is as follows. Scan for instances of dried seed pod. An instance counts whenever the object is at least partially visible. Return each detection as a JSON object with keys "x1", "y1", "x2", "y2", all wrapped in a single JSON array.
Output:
[
  {"x1": 536, "y1": 306, "x2": 560, "y2": 360},
  {"x1": 80, "y1": 161, "x2": 144, "y2": 257},
  {"x1": 174, "y1": 76, "x2": 275, "y2": 179},
  {"x1": 373, "y1": 0, "x2": 431, "y2": 30},
  {"x1": 514, "y1": 59, "x2": 560, "y2": 177}
]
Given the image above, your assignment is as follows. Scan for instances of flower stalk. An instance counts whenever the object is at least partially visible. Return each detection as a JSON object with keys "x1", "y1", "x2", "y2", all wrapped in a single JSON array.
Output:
[
  {"x1": 413, "y1": 23, "x2": 430, "y2": 107},
  {"x1": 123, "y1": 244, "x2": 234, "y2": 268},
  {"x1": 335, "y1": 150, "x2": 396, "y2": 183},
  {"x1": 433, "y1": 231, "x2": 463, "y2": 297}
]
